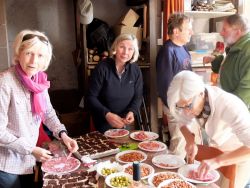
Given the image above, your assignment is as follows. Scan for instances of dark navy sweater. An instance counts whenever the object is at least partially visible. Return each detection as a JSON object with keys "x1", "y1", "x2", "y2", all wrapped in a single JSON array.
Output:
[
  {"x1": 87, "y1": 58, "x2": 143, "y2": 132},
  {"x1": 156, "y1": 40, "x2": 192, "y2": 106}
]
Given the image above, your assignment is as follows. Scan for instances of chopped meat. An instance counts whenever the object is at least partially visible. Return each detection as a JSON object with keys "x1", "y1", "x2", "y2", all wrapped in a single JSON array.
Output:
[{"x1": 188, "y1": 170, "x2": 215, "y2": 182}]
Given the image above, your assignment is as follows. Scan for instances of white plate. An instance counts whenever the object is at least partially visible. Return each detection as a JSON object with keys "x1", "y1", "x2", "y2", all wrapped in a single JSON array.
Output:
[
  {"x1": 115, "y1": 150, "x2": 147, "y2": 164},
  {"x1": 178, "y1": 164, "x2": 220, "y2": 184},
  {"x1": 105, "y1": 172, "x2": 132, "y2": 188},
  {"x1": 138, "y1": 141, "x2": 167, "y2": 152},
  {"x1": 157, "y1": 179, "x2": 196, "y2": 188},
  {"x1": 130, "y1": 131, "x2": 159, "y2": 141},
  {"x1": 123, "y1": 163, "x2": 155, "y2": 180},
  {"x1": 148, "y1": 171, "x2": 184, "y2": 187},
  {"x1": 41, "y1": 157, "x2": 81, "y2": 174},
  {"x1": 96, "y1": 161, "x2": 124, "y2": 177},
  {"x1": 152, "y1": 154, "x2": 186, "y2": 169},
  {"x1": 104, "y1": 129, "x2": 129, "y2": 138}
]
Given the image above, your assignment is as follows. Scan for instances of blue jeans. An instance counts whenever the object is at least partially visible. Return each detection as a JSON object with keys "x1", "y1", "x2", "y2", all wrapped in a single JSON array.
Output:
[
  {"x1": 0, "y1": 171, "x2": 34, "y2": 188},
  {"x1": 0, "y1": 171, "x2": 20, "y2": 188}
]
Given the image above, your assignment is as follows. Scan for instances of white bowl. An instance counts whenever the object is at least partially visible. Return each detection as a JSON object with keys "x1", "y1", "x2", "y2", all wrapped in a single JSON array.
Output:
[
  {"x1": 96, "y1": 161, "x2": 124, "y2": 177},
  {"x1": 152, "y1": 154, "x2": 185, "y2": 169},
  {"x1": 123, "y1": 163, "x2": 155, "y2": 180},
  {"x1": 105, "y1": 172, "x2": 133, "y2": 188},
  {"x1": 115, "y1": 150, "x2": 147, "y2": 164},
  {"x1": 157, "y1": 179, "x2": 196, "y2": 188},
  {"x1": 138, "y1": 140, "x2": 167, "y2": 152},
  {"x1": 130, "y1": 131, "x2": 159, "y2": 141},
  {"x1": 148, "y1": 171, "x2": 184, "y2": 187},
  {"x1": 178, "y1": 163, "x2": 220, "y2": 184},
  {"x1": 104, "y1": 129, "x2": 129, "y2": 138}
]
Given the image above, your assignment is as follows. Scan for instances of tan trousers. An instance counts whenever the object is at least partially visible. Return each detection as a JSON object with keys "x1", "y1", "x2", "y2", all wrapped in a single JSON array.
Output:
[
  {"x1": 217, "y1": 160, "x2": 250, "y2": 188},
  {"x1": 162, "y1": 105, "x2": 202, "y2": 159}
]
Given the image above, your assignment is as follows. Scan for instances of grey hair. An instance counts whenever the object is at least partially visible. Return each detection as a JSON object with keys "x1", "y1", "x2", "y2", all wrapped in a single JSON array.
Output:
[
  {"x1": 110, "y1": 33, "x2": 139, "y2": 63},
  {"x1": 12, "y1": 29, "x2": 53, "y2": 71},
  {"x1": 224, "y1": 14, "x2": 250, "y2": 33},
  {"x1": 167, "y1": 12, "x2": 191, "y2": 35},
  {"x1": 167, "y1": 70, "x2": 205, "y2": 122}
]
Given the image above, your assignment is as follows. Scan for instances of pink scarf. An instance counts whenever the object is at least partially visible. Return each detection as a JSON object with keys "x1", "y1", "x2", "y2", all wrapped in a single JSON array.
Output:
[{"x1": 15, "y1": 64, "x2": 50, "y2": 118}]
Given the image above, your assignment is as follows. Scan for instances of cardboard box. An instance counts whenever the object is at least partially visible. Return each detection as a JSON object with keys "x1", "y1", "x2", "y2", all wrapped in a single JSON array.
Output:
[
  {"x1": 113, "y1": 25, "x2": 142, "y2": 48},
  {"x1": 119, "y1": 9, "x2": 139, "y2": 27}
]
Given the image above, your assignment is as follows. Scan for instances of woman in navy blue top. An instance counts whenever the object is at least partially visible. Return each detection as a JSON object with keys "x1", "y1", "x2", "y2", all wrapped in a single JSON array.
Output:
[{"x1": 87, "y1": 34, "x2": 143, "y2": 133}]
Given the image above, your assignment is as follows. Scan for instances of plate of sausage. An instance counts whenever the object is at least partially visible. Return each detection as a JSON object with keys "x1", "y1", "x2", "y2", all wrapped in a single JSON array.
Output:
[
  {"x1": 130, "y1": 131, "x2": 159, "y2": 141},
  {"x1": 138, "y1": 141, "x2": 167, "y2": 152},
  {"x1": 104, "y1": 129, "x2": 129, "y2": 138}
]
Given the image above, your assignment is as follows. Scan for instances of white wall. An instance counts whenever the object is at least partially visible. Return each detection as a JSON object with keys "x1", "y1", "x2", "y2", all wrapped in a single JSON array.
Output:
[
  {"x1": 0, "y1": 0, "x2": 9, "y2": 71},
  {"x1": 4, "y1": 0, "x2": 132, "y2": 91},
  {"x1": 242, "y1": 0, "x2": 250, "y2": 21},
  {"x1": 192, "y1": 18, "x2": 209, "y2": 33},
  {"x1": 6, "y1": 0, "x2": 78, "y2": 90}
]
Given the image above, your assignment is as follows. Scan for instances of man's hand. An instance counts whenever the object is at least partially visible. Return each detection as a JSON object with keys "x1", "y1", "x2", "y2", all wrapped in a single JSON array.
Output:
[
  {"x1": 105, "y1": 112, "x2": 126, "y2": 129},
  {"x1": 203, "y1": 55, "x2": 215, "y2": 64},
  {"x1": 185, "y1": 142, "x2": 198, "y2": 164}
]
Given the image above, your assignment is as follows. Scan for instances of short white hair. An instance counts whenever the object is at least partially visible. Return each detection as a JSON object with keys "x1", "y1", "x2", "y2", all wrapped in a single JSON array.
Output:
[{"x1": 167, "y1": 70, "x2": 205, "y2": 122}]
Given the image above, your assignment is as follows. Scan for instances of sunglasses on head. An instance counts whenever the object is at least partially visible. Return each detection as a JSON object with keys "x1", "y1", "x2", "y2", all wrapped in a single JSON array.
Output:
[{"x1": 22, "y1": 34, "x2": 48, "y2": 45}]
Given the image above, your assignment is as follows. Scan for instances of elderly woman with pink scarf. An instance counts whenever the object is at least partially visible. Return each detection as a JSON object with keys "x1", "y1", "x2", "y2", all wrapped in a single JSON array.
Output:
[{"x1": 0, "y1": 29, "x2": 78, "y2": 188}]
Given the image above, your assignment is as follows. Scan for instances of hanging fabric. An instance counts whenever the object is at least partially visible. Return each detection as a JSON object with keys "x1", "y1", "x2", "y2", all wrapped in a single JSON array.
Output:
[{"x1": 163, "y1": 0, "x2": 184, "y2": 41}]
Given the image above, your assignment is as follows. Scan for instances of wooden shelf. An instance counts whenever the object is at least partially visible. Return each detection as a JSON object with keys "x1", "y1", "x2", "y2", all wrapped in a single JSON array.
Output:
[{"x1": 184, "y1": 10, "x2": 235, "y2": 19}]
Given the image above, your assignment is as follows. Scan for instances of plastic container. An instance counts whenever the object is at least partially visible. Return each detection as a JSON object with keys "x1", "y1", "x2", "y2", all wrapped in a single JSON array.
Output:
[{"x1": 187, "y1": 33, "x2": 223, "y2": 51}]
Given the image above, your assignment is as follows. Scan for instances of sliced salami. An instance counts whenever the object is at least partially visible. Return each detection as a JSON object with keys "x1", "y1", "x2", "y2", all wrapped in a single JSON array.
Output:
[{"x1": 41, "y1": 156, "x2": 81, "y2": 174}]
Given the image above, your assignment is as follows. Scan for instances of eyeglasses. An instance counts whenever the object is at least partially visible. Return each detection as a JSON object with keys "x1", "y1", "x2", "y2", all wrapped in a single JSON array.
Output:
[
  {"x1": 22, "y1": 34, "x2": 48, "y2": 45},
  {"x1": 176, "y1": 96, "x2": 197, "y2": 111}
]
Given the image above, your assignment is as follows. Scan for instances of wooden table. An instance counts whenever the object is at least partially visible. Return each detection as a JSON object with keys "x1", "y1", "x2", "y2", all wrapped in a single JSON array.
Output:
[{"x1": 97, "y1": 134, "x2": 220, "y2": 188}]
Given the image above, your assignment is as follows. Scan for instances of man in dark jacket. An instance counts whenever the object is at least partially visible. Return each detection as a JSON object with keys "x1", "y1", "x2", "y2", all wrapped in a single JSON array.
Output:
[{"x1": 156, "y1": 13, "x2": 202, "y2": 158}]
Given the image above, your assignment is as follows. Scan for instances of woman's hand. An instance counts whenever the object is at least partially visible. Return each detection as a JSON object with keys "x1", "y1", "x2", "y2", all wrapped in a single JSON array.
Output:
[
  {"x1": 123, "y1": 111, "x2": 134, "y2": 125},
  {"x1": 61, "y1": 132, "x2": 79, "y2": 153},
  {"x1": 105, "y1": 112, "x2": 125, "y2": 128},
  {"x1": 185, "y1": 142, "x2": 198, "y2": 164},
  {"x1": 197, "y1": 158, "x2": 220, "y2": 179},
  {"x1": 32, "y1": 147, "x2": 53, "y2": 162}
]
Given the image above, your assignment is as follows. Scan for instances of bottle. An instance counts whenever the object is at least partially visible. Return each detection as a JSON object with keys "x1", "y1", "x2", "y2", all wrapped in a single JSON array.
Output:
[{"x1": 129, "y1": 161, "x2": 143, "y2": 188}]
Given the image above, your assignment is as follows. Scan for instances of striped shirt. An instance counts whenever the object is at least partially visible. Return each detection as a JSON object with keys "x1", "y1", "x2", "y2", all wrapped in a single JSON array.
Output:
[{"x1": 0, "y1": 67, "x2": 66, "y2": 174}]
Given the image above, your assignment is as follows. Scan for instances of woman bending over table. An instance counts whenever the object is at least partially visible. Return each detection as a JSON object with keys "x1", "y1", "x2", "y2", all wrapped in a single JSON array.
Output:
[{"x1": 167, "y1": 70, "x2": 250, "y2": 188}]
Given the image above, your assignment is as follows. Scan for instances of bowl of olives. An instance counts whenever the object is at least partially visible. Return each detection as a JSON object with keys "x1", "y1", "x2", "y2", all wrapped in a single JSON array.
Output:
[
  {"x1": 105, "y1": 172, "x2": 132, "y2": 188},
  {"x1": 97, "y1": 161, "x2": 124, "y2": 177}
]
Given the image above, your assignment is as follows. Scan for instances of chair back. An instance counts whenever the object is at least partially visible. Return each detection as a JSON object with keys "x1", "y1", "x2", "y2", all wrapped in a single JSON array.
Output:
[
  {"x1": 195, "y1": 144, "x2": 236, "y2": 188},
  {"x1": 136, "y1": 96, "x2": 151, "y2": 131}
]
